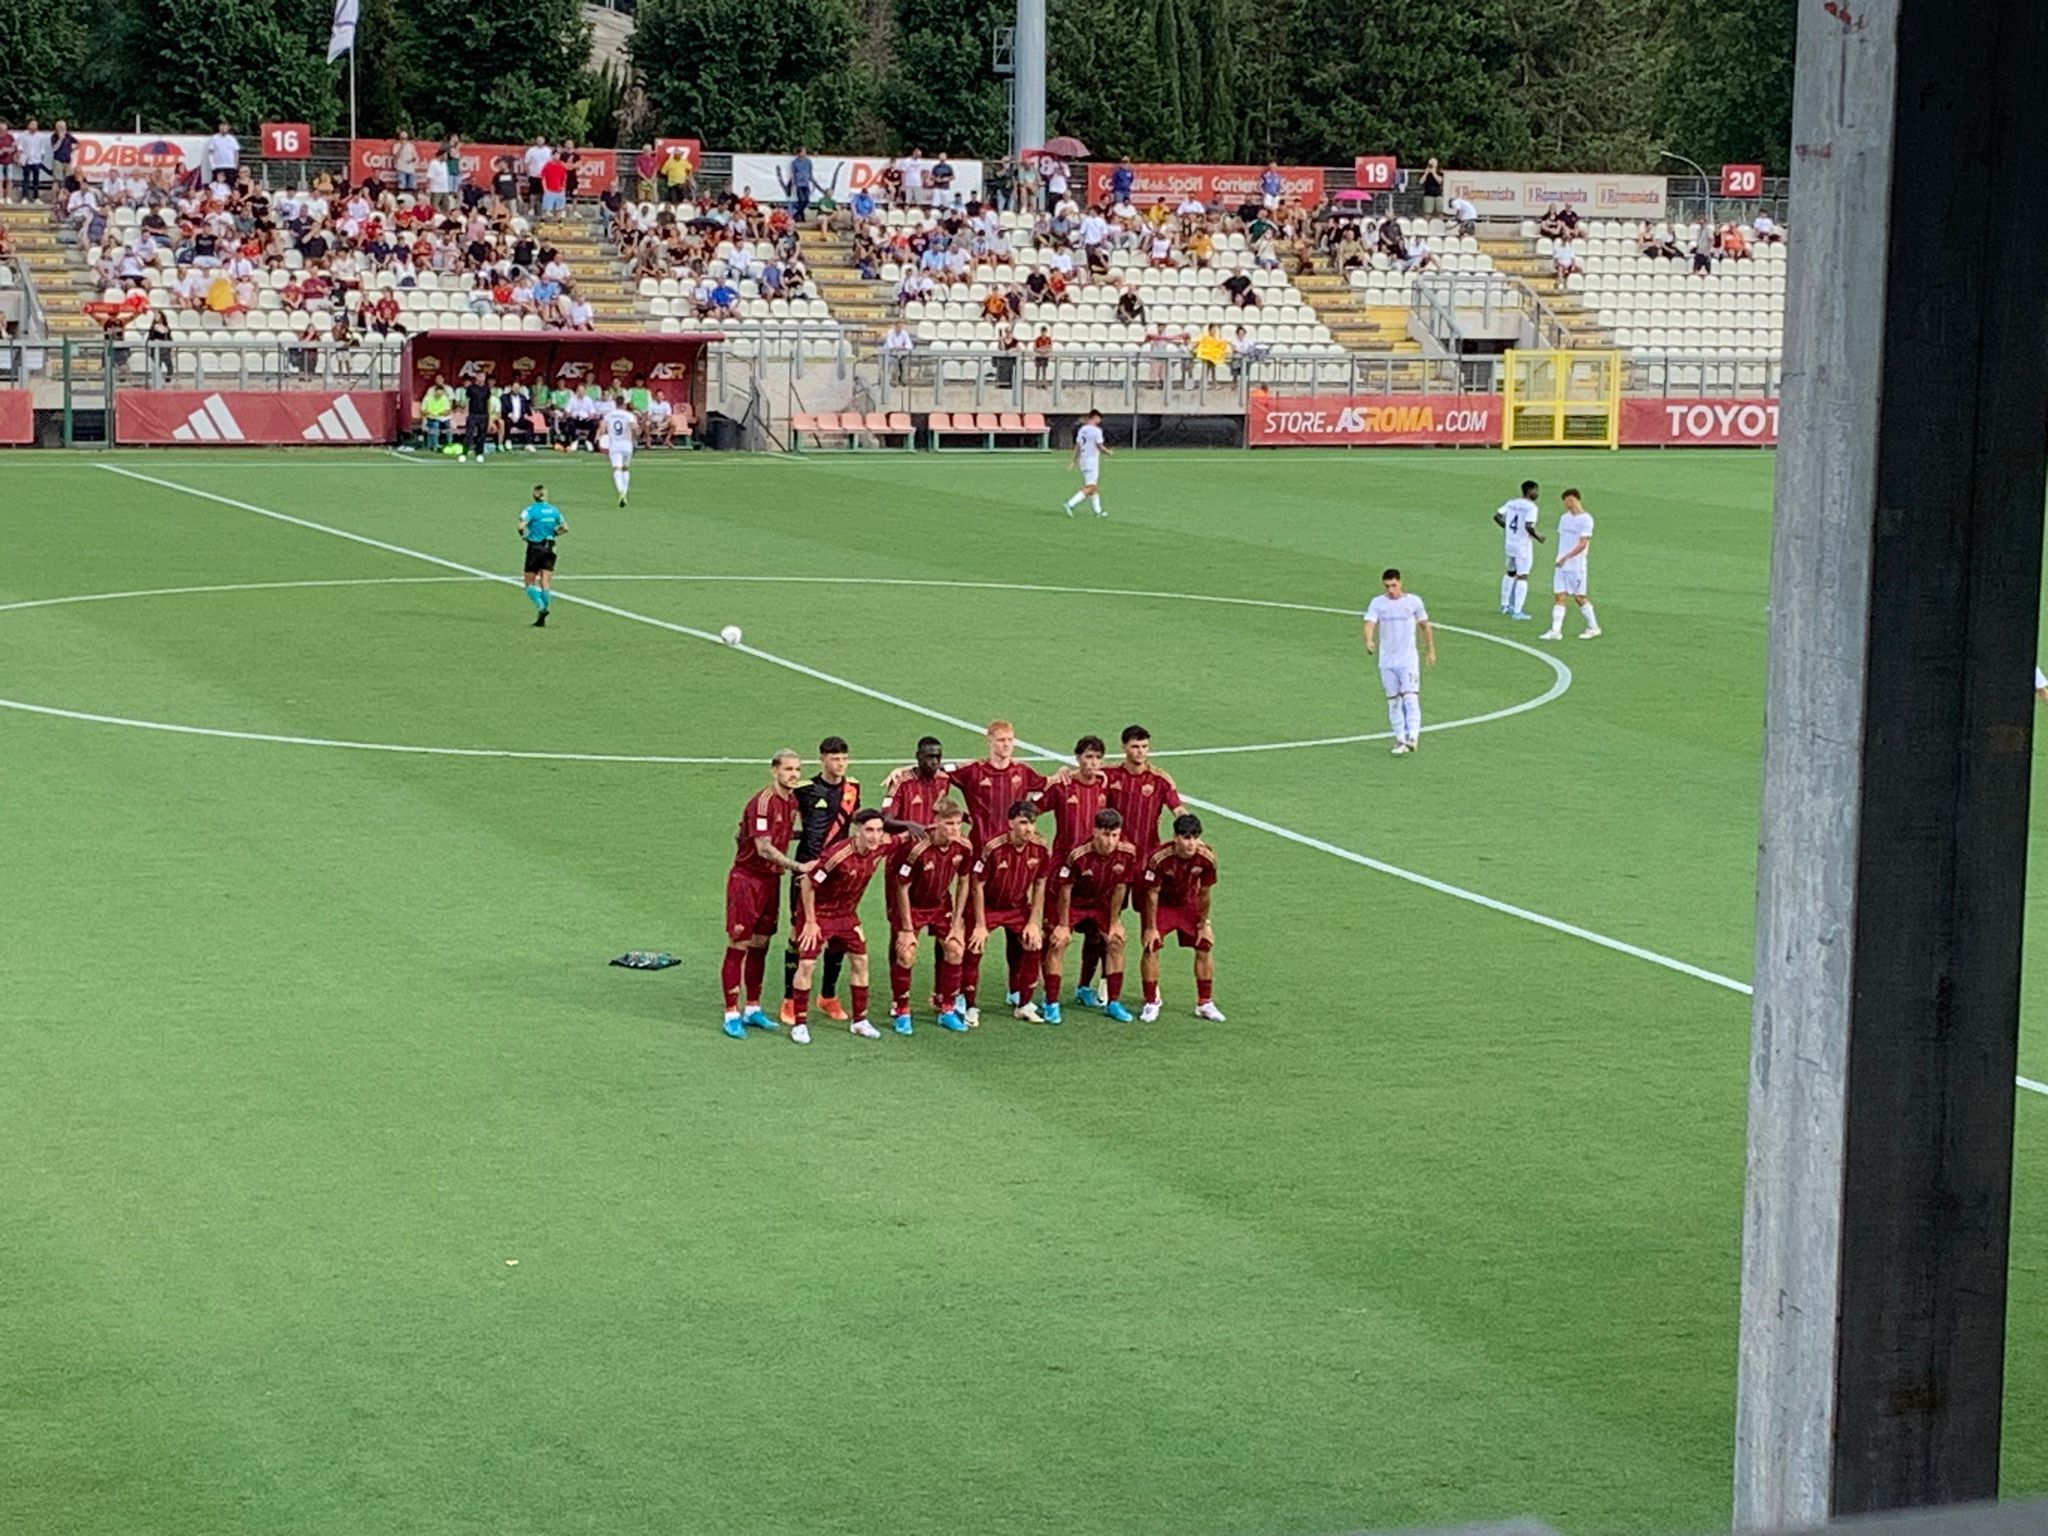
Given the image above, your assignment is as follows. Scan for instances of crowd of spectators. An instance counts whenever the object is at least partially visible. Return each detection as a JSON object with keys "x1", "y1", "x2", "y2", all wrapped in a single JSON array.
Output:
[{"x1": 604, "y1": 187, "x2": 816, "y2": 318}]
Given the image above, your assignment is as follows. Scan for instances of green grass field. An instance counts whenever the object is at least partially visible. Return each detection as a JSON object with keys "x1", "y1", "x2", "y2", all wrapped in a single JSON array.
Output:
[{"x1": 5, "y1": 444, "x2": 2046, "y2": 1536}]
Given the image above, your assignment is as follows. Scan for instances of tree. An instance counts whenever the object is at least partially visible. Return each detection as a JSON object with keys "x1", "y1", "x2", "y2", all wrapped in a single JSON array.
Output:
[
  {"x1": 632, "y1": 0, "x2": 867, "y2": 149},
  {"x1": 0, "y1": 0, "x2": 91, "y2": 120},
  {"x1": 1660, "y1": 0, "x2": 1795, "y2": 172},
  {"x1": 877, "y1": 0, "x2": 1007, "y2": 156},
  {"x1": 352, "y1": 0, "x2": 404, "y2": 136},
  {"x1": 1498, "y1": 0, "x2": 1673, "y2": 171},
  {"x1": 104, "y1": 0, "x2": 340, "y2": 132},
  {"x1": 1046, "y1": 0, "x2": 1244, "y2": 162},
  {"x1": 398, "y1": 0, "x2": 590, "y2": 141}
]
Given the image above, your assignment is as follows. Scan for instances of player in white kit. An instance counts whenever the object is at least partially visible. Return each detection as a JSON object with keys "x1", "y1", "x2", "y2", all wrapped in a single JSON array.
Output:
[
  {"x1": 1063, "y1": 409, "x2": 1109, "y2": 517},
  {"x1": 602, "y1": 394, "x2": 637, "y2": 507},
  {"x1": 1539, "y1": 488, "x2": 1601, "y2": 640},
  {"x1": 1363, "y1": 567, "x2": 1435, "y2": 755},
  {"x1": 1493, "y1": 478, "x2": 1543, "y2": 620}
]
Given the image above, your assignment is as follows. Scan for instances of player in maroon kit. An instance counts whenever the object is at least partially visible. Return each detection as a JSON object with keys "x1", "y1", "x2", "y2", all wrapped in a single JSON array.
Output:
[
  {"x1": 878, "y1": 735, "x2": 953, "y2": 827},
  {"x1": 1141, "y1": 812, "x2": 1224, "y2": 1022},
  {"x1": 1103, "y1": 723, "x2": 1184, "y2": 865},
  {"x1": 887, "y1": 798, "x2": 973, "y2": 1035},
  {"x1": 721, "y1": 750, "x2": 811, "y2": 1039},
  {"x1": 951, "y1": 719, "x2": 1049, "y2": 849},
  {"x1": 1044, "y1": 808, "x2": 1139, "y2": 1024},
  {"x1": 791, "y1": 809, "x2": 892, "y2": 1045},
  {"x1": 968, "y1": 802, "x2": 1052, "y2": 1025},
  {"x1": 1039, "y1": 734, "x2": 1115, "y2": 1006}
]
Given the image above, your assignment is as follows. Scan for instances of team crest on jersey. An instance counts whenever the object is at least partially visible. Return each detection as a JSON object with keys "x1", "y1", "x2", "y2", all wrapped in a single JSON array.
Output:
[{"x1": 1141, "y1": 783, "x2": 1155, "y2": 796}]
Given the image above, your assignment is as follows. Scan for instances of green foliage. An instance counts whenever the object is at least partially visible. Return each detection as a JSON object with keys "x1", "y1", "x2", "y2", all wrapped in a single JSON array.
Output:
[
  {"x1": 877, "y1": 17, "x2": 1007, "y2": 157},
  {"x1": 397, "y1": 0, "x2": 590, "y2": 142},
  {"x1": 100, "y1": 0, "x2": 340, "y2": 132},
  {"x1": 632, "y1": 0, "x2": 865, "y2": 149},
  {"x1": 0, "y1": 0, "x2": 91, "y2": 120},
  {"x1": 1047, "y1": 0, "x2": 1243, "y2": 161},
  {"x1": 1660, "y1": 0, "x2": 1795, "y2": 172},
  {"x1": 352, "y1": 0, "x2": 404, "y2": 136}
]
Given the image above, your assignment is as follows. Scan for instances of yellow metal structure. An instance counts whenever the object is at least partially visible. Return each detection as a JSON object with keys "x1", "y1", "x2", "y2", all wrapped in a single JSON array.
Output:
[{"x1": 1500, "y1": 350, "x2": 1622, "y2": 448}]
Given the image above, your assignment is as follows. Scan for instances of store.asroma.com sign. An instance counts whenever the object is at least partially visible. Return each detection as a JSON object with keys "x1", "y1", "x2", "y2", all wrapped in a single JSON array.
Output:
[{"x1": 1443, "y1": 170, "x2": 1668, "y2": 219}]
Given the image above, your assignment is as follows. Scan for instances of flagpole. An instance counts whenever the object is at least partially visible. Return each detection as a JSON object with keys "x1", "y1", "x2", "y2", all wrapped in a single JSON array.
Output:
[{"x1": 350, "y1": 47, "x2": 357, "y2": 141}]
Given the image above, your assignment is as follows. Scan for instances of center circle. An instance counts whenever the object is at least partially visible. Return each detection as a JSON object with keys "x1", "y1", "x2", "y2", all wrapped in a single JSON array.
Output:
[{"x1": 0, "y1": 575, "x2": 1571, "y2": 762}]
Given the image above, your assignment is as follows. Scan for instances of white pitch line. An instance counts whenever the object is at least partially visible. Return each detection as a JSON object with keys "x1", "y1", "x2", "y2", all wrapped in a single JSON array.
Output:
[
  {"x1": 77, "y1": 464, "x2": 2048, "y2": 1099},
  {"x1": 0, "y1": 575, "x2": 1568, "y2": 758}
]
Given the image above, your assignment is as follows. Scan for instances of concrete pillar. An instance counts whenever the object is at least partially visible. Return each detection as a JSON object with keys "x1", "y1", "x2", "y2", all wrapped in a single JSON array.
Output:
[
  {"x1": 1013, "y1": 0, "x2": 1046, "y2": 158},
  {"x1": 1736, "y1": 0, "x2": 2048, "y2": 1526}
]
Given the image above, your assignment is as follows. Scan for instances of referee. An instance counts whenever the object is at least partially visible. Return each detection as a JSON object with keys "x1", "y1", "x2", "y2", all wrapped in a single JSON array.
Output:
[{"x1": 517, "y1": 485, "x2": 564, "y2": 627}]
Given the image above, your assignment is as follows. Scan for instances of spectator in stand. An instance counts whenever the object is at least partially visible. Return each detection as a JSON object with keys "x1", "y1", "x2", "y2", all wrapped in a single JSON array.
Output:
[
  {"x1": 559, "y1": 285, "x2": 595, "y2": 331},
  {"x1": 145, "y1": 309, "x2": 174, "y2": 382},
  {"x1": 1448, "y1": 193, "x2": 1477, "y2": 236},
  {"x1": 1032, "y1": 323, "x2": 1053, "y2": 382},
  {"x1": 1040, "y1": 155, "x2": 1068, "y2": 210},
  {"x1": 204, "y1": 122, "x2": 239, "y2": 183},
  {"x1": 1079, "y1": 202, "x2": 1110, "y2": 272},
  {"x1": 900, "y1": 147, "x2": 927, "y2": 206},
  {"x1": 660, "y1": 143, "x2": 692, "y2": 203},
  {"x1": 634, "y1": 142, "x2": 659, "y2": 202},
  {"x1": 392, "y1": 132, "x2": 420, "y2": 193},
  {"x1": 367, "y1": 289, "x2": 406, "y2": 337},
  {"x1": 560, "y1": 142, "x2": 582, "y2": 200},
  {"x1": 522, "y1": 137, "x2": 553, "y2": 213},
  {"x1": 1334, "y1": 225, "x2": 1367, "y2": 271},
  {"x1": 18, "y1": 119, "x2": 49, "y2": 203},
  {"x1": 1638, "y1": 220, "x2": 1681, "y2": 259},
  {"x1": 1753, "y1": 211, "x2": 1783, "y2": 244},
  {"x1": 1115, "y1": 284, "x2": 1146, "y2": 325},
  {"x1": 1401, "y1": 235, "x2": 1440, "y2": 273},
  {"x1": 1419, "y1": 157, "x2": 1445, "y2": 215},
  {"x1": 1691, "y1": 222, "x2": 1716, "y2": 275},
  {"x1": 882, "y1": 318, "x2": 914, "y2": 383},
  {"x1": 1551, "y1": 236, "x2": 1580, "y2": 279},
  {"x1": 1718, "y1": 222, "x2": 1751, "y2": 259},
  {"x1": 539, "y1": 154, "x2": 569, "y2": 216},
  {"x1": 1260, "y1": 162, "x2": 1283, "y2": 209},
  {"x1": 50, "y1": 121, "x2": 77, "y2": 188},
  {"x1": 930, "y1": 152, "x2": 956, "y2": 206},
  {"x1": 491, "y1": 156, "x2": 518, "y2": 205},
  {"x1": 986, "y1": 155, "x2": 1014, "y2": 212},
  {"x1": 781, "y1": 148, "x2": 815, "y2": 220},
  {"x1": 0, "y1": 122, "x2": 15, "y2": 203},
  {"x1": 1111, "y1": 157, "x2": 1136, "y2": 207},
  {"x1": 1221, "y1": 269, "x2": 1261, "y2": 309},
  {"x1": 1538, "y1": 204, "x2": 1567, "y2": 240}
]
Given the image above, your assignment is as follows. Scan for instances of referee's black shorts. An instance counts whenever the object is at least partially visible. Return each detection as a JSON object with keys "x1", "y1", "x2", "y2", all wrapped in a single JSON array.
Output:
[{"x1": 523, "y1": 539, "x2": 557, "y2": 574}]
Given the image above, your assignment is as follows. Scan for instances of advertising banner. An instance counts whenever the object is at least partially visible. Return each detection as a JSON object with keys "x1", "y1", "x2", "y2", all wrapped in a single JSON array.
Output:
[
  {"x1": 69, "y1": 132, "x2": 212, "y2": 181},
  {"x1": 1444, "y1": 170, "x2": 1668, "y2": 220},
  {"x1": 1249, "y1": 393, "x2": 1500, "y2": 447},
  {"x1": 728, "y1": 153, "x2": 985, "y2": 204},
  {"x1": 116, "y1": 390, "x2": 398, "y2": 445},
  {"x1": 0, "y1": 390, "x2": 32, "y2": 445},
  {"x1": 348, "y1": 140, "x2": 619, "y2": 197},
  {"x1": 1085, "y1": 162, "x2": 1326, "y2": 210},
  {"x1": 1621, "y1": 396, "x2": 1779, "y2": 445}
]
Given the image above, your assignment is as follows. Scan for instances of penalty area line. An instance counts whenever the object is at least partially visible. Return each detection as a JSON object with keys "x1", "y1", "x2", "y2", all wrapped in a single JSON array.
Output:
[{"x1": 81, "y1": 465, "x2": 2048, "y2": 1097}]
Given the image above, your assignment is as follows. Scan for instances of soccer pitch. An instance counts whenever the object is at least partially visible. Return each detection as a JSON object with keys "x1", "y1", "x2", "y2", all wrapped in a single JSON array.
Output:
[{"x1": 6, "y1": 445, "x2": 2046, "y2": 1536}]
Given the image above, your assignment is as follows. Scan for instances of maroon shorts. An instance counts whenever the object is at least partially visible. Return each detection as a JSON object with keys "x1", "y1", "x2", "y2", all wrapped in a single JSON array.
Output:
[
  {"x1": 798, "y1": 911, "x2": 867, "y2": 958},
  {"x1": 982, "y1": 908, "x2": 1035, "y2": 936},
  {"x1": 1067, "y1": 905, "x2": 1121, "y2": 936},
  {"x1": 1152, "y1": 906, "x2": 1210, "y2": 950},
  {"x1": 892, "y1": 906, "x2": 956, "y2": 942},
  {"x1": 725, "y1": 869, "x2": 780, "y2": 943}
]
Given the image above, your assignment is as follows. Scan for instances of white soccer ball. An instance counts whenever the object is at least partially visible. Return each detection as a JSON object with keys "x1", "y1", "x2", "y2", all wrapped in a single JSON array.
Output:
[{"x1": 719, "y1": 625, "x2": 743, "y2": 647}]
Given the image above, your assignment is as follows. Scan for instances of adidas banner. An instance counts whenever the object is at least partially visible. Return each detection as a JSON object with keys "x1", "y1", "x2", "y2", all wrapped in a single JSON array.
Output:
[{"x1": 116, "y1": 390, "x2": 397, "y2": 446}]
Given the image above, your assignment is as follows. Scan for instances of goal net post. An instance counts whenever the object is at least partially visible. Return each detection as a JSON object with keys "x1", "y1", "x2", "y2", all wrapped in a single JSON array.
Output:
[{"x1": 1501, "y1": 350, "x2": 1621, "y2": 449}]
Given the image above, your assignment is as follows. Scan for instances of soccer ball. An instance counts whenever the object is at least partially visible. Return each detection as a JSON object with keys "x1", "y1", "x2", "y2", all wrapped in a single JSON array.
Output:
[{"x1": 719, "y1": 625, "x2": 743, "y2": 647}]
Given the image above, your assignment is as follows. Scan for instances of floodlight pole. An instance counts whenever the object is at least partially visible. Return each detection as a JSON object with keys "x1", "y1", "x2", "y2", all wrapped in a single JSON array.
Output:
[
  {"x1": 1013, "y1": 0, "x2": 1045, "y2": 158},
  {"x1": 1656, "y1": 150, "x2": 1713, "y2": 226},
  {"x1": 1736, "y1": 0, "x2": 2048, "y2": 1527}
]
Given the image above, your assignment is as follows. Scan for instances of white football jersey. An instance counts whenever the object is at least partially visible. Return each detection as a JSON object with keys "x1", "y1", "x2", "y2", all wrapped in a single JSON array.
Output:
[
  {"x1": 1076, "y1": 423, "x2": 1104, "y2": 459},
  {"x1": 1366, "y1": 592, "x2": 1429, "y2": 670},
  {"x1": 1499, "y1": 497, "x2": 1539, "y2": 546},
  {"x1": 603, "y1": 408, "x2": 636, "y2": 446},
  {"x1": 1557, "y1": 509, "x2": 1595, "y2": 572}
]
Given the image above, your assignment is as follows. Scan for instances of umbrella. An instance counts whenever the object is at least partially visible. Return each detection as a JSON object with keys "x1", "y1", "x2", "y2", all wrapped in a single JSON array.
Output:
[{"x1": 1030, "y1": 135, "x2": 1090, "y2": 160}]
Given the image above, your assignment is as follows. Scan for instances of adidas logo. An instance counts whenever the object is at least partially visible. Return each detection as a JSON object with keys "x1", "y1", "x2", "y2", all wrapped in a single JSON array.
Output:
[
  {"x1": 300, "y1": 395, "x2": 377, "y2": 443},
  {"x1": 170, "y1": 393, "x2": 246, "y2": 442}
]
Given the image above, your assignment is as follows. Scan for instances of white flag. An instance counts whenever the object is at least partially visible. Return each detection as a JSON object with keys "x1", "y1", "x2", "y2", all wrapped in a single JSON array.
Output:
[{"x1": 327, "y1": 0, "x2": 358, "y2": 61}]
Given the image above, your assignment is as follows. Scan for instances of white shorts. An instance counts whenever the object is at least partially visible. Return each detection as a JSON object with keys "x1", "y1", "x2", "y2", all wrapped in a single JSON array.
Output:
[
  {"x1": 1077, "y1": 458, "x2": 1100, "y2": 485},
  {"x1": 1554, "y1": 565, "x2": 1588, "y2": 596},
  {"x1": 1505, "y1": 543, "x2": 1533, "y2": 576},
  {"x1": 1379, "y1": 663, "x2": 1420, "y2": 698},
  {"x1": 609, "y1": 445, "x2": 634, "y2": 468}
]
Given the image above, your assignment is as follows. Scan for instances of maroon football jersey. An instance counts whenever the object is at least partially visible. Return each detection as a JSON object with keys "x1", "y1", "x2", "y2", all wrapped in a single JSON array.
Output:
[
  {"x1": 973, "y1": 832, "x2": 1051, "y2": 912},
  {"x1": 731, "y1": 787, "x2": 799, "y2": 880}
]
